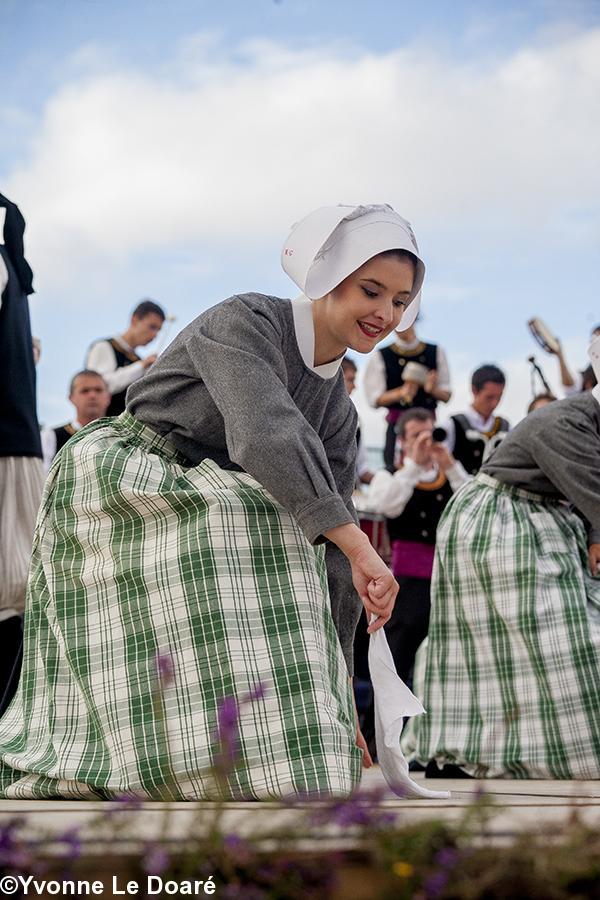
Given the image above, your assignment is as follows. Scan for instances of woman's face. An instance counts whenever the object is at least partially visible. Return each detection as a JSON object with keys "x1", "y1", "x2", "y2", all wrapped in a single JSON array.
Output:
[{"x1": 312, "y1": 254, "x2": 415, "y2": 361}]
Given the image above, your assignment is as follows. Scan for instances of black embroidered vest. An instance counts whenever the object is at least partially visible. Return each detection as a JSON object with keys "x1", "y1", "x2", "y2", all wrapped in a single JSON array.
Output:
[
  {"x1": 380, "y1": 341, "x2": 438, "y2": 412},
  {"x1": 386, "y1": 471, "x2": 453, "y2": 545},
  {"x1": 53, "y1": 423, "x2": 77, "y2": 453},
  {"x1": 104, "y1": 338, "x2": 141, "y2": 416},
  {"x1": 451, "y1": 414, "x2": 510, "y2": 476}
]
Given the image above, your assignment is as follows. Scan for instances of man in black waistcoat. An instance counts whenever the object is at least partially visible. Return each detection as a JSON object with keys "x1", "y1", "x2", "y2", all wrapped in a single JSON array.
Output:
[
  {"x1": 441, "y1": 364, "x2": 510, "y2": 475},
  {"x1": 85, "y1": 300, "x2": 165, "y2": 415},
  {"x1": 0, "y1": 192, "x2": 44, "y2": 714},
  {"x1": 41, "y1": 370, "x2": 110, "y2": 471},
  {"x1": 363, "y1": 321, "x2": 452, "y2": 468}
]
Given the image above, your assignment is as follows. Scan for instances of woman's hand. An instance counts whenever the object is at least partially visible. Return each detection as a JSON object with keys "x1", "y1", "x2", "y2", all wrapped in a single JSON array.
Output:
[
  {"x1": 325, "y1": 524, "x2": 398, "y2": 633},
  {"x1": 589, "y1": 543, "x2": 600, "y2": 576}
]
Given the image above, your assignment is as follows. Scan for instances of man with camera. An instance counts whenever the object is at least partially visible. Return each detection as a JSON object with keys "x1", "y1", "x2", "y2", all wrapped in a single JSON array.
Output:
[
  {"x1": 368, "y1": 408, "x2": 470, "y2": 682},
  {"x1": 363, "y1": 322, "x2": 451, "y2": 468}
]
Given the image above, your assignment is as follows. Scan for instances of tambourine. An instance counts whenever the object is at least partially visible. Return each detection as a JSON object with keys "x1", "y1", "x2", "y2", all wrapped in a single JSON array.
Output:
[{"x1": 528, "y1": 318, "x2": 560, "y2": 354}]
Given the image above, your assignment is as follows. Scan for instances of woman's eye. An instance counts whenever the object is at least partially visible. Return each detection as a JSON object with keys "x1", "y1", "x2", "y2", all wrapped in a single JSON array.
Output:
[
  {"x1": 393, "y1": 298, "x2": 408, "y2": 309},
  {"x1": 362, "y1": 287, "x2": 378, "y2": 298}
]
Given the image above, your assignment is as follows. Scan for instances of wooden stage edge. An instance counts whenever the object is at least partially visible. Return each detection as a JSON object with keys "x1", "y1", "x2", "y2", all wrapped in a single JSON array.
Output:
[{"x1": 0, "y1": 767, "x2": 598, "y2": 847}]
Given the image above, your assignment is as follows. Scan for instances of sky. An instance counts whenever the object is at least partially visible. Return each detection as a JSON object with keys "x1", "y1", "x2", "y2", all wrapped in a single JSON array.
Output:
[{"x1": 1, "y1": 0, "x2": 599, "y2": 446}]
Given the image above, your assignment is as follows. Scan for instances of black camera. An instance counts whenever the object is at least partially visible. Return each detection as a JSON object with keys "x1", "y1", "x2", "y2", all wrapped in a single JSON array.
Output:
[{"x1": 432, "y1": 427, "x2": 447, "y2": 443}]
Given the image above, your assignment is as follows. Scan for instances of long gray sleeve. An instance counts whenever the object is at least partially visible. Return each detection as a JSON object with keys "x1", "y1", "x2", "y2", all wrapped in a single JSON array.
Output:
[{"x1": 183, "y1": 296, "x2": 355, "y2": 543}]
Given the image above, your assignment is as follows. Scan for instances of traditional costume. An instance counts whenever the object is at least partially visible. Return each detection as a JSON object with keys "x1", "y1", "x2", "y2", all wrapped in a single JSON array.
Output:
[
  {"x1": 0, "y1": 195, "x2": 44, "y2": 714},
  {"x1": 0, "y1": 204, "x2": 428, "y2": 800},
  {"x1": 412, "y1": 368, "x2": 600, "y2": 779},
  {"x1": 442, "y1": 409, "x2": 510, "y2": 475},
  {"x1": 40, "y1": 421, "x2": 80, "y2": 472},
  {"x1": 369, "y1": 457, "x2": 469, "y2": 682},
  {"x1": 85, "y1": 337, "x2": 143, "y2": 415},
  {"x1": 364, "y1": 337, "x2": 451, "y2": 468}
]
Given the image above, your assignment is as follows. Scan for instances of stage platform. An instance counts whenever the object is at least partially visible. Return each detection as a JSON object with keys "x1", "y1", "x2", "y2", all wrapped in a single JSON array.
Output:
[{"x1": 0, "y1": 767, "x2": 598, "y2": 852}]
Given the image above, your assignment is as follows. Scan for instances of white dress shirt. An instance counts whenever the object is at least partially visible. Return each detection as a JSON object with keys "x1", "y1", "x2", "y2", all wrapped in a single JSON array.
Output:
[
  {"x1": 85, "y1": 337, "x2": 145, "y2": 395},
  {"x1": 41, "y1": 420, "x2": 82, "y2": 473},
  {"x1": 363, "y1": 337, "x2": 451, "y2": 407},
  {"x1": 368, "y1": 456, "x2": 470, "y2": 519}
]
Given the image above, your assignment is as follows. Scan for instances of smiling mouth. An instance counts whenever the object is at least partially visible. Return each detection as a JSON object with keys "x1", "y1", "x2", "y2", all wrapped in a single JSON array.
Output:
[{"x1": 357, "y1": 321, "x2": 384, "y2": 338}]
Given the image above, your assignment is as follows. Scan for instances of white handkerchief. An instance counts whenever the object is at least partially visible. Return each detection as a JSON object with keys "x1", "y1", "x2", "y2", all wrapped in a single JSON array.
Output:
[{"x1": 368, "y1": 625, "x2": 450, "y2": 800}]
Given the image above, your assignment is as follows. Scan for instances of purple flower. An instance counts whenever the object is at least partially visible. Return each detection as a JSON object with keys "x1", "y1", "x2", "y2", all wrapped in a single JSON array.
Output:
[
  {"x1": 59, "y1": 828, "x2": 82, "y2": 862},
  {"x1": 472, "y1": 784, "x2": 487, "y2": 802},
  {"x1": 109, "y1": 793, "x2": 143, "y2": 811},
  {"x1": 311, "y1": 791, "x2": 396, "y2": 829},
  {"x1": 213, "y1": 696, "x2": 241, "y2": 771},
  {"x1": 142, "y1": 842, "x2": 170, "y2": 875},
  {"x1": 0, "y1": 819, "x2": 30, "y2": 870},
  {"x1": 156, "y1": 653, "x2": 175, "y2": 687},
  {"x1": 435, "y1": 847, "x2": 459, "y2": 869},
  {"x1": 218, "y1": 696, "x2": 240, "y2": 734},
  {"x1": 222, "y1": 833, "x2": 252, "y2": 865},
  {"x1": 244, "y1": 682, "x2": 267, "y2": 704},
  {"x1": 424, "y1": 870, "x2": 450, "y2": 899}
]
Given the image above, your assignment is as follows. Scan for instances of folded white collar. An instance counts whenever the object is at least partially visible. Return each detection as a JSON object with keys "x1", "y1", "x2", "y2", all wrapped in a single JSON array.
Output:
[{"x1": 291, "y1": 294, "x2": 343, "y2": 379}]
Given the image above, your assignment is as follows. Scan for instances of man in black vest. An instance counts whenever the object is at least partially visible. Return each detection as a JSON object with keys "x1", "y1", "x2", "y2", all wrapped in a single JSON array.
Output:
[
  {"x1": 0, "y1": 192, "x2": 44, "y2": 714},
  {"x1": 41, "y1": 370, "x2": 110, "y2": 472},
  {"x1": 85, "y1": 300, "x2": 165, "y2": 415},
  {"x1": 363, "y1": 321, "x2": 452, "y2": 468},
  {"x1": 369, "y1": 408, "x2": 470, "y2": 682},
  {"x1": 441, "y1": 364, "x2": 510, "y2": 476}
]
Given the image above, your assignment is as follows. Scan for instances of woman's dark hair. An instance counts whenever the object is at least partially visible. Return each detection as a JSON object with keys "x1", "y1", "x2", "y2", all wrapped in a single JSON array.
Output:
[
  {"x1": 581, "y1": 364, "x2": 598, "y2": 392},
  {"x1": 377, "y1": 248, "x2": 418, "y2": 269}
]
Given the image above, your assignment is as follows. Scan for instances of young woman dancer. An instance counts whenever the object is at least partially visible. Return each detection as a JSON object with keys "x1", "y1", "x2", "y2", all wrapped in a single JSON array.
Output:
[
  {"x1": 414, "y1": 341, "x2": 600, "y2": 779},
  {"x1": 0, "y1": 204, "x2": 424, "y2": 799}
]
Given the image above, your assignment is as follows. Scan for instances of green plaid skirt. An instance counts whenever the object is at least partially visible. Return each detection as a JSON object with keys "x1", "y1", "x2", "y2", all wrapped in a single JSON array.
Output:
[
  {"x1": 413, "y1": 474, "x2": 600, "y2": 779},
  {"x1": 0, "y1": 413, "x2": 360, "y2": 799}
]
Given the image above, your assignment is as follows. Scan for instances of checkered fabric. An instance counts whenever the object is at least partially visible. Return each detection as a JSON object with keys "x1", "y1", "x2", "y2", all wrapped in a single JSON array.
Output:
[
  {"x1": 0, "y1": 413, "x2": 361, "y2": 799},
  {"x1": 413, "y1": 473, "x2": 600, "y2": 779}
]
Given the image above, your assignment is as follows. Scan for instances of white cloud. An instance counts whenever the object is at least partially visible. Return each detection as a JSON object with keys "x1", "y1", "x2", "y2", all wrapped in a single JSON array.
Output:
[{"x1": 5, "y1": 28, "x2": 600, "y2": 292}]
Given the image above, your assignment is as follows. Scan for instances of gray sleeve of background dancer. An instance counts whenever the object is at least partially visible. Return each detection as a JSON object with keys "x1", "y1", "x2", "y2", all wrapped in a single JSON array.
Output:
[
  {"x1": 322, "y1": 402, "x2": 364, "y2": 675},
  {"x1": 528, "y1": 407, "x2": 600, "y2": 543}
]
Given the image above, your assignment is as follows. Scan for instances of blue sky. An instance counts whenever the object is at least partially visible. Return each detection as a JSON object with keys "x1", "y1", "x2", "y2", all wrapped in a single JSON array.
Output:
[{"x1": 2, "y1": 0, "x2": 599, "y2": 441}]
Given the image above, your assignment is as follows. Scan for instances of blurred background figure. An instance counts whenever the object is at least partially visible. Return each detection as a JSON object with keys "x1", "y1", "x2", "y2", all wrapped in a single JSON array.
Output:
[
  {"x1": 0, "y1": 193, "x2": 44, "y2": 714},
  {"x1": 440, "y1": 363, "x2": 510, "y2": 475},
  {"x1": 41, "y1": 370, "x2": 110, "y2": 472},
  {"x1": 363, "y1": 318, "x2": 451, "y2": 468},
  {"x1": 85, "y1": 299, "x2": 165, "y2": 415},
  {"x1": 530, "y1": 319, "x2": 600, "y2": 396},
  {"x1": 342, "y1": 356, "x2": 373, "y2": 485},
  {"x1": 527, "y1": 392, "x2": 556, "y2": 414},
  {"x1": 369, "y1": 408, "x2": 470, "y2": 684}
]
